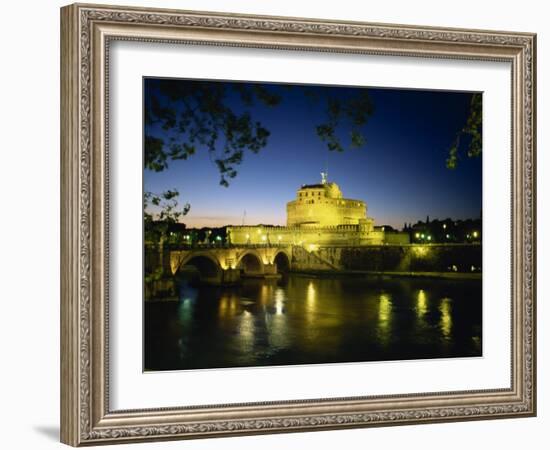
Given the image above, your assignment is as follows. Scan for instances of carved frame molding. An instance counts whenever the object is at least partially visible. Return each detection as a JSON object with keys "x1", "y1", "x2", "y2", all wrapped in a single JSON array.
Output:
[{"x1": 60, "y1": 3, "x2": 536, "y2": 446}]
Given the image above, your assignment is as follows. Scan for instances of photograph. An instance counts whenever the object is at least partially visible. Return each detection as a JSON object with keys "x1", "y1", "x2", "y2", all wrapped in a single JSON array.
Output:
[{"x1": 143, "y1": 78, "x2": 483, "y2": 371}]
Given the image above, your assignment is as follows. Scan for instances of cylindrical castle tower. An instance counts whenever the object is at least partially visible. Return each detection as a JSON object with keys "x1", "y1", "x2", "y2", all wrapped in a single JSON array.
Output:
[{"x1": 286, "y1": 173, "x2": 368, "y2": 227}]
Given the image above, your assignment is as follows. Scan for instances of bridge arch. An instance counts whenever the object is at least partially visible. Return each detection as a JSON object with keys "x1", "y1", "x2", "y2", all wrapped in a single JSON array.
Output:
[
  {"x1": 273, "y1": 250, "x2": 291, "y2": 273},
  {"x1": 237, "y1": 250, "x2": 264, "y2": 276},
  {"x1": 178, "y1": 252, "x2": 222, "y2": 284}
]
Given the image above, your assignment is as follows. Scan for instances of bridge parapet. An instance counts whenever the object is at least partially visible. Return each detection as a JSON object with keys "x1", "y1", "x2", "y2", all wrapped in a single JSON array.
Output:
[{"x1": 167, "y1": 245, "x2": 292, "y2": 283}]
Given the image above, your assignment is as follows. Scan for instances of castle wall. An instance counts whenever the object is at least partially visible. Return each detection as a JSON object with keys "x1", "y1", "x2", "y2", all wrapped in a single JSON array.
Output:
[{"x1": 227, "y1": 224, "x2": 384, "y2": 247}]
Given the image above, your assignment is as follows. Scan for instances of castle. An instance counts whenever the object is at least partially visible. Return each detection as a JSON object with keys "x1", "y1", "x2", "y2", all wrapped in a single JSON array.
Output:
[{"x1": 227, "y1": 173, "x2": 389, "y2": 247}]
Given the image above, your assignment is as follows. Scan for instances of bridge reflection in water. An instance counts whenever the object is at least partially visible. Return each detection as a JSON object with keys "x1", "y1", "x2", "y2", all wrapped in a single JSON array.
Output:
[{"x1": 144, "y1": 275, "x2": 482, "y2": 371}]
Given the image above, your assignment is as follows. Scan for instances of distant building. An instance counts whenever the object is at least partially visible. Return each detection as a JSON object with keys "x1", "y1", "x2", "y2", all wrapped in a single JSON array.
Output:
[{"x1": 228, "y1": 173, "x2": 408, "y2": 247}]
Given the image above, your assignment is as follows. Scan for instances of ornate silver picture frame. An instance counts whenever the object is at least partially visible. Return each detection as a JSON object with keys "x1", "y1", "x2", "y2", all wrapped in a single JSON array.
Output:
[{"x1": 60, "y1": 3, "x2": 536, "y2": 446}]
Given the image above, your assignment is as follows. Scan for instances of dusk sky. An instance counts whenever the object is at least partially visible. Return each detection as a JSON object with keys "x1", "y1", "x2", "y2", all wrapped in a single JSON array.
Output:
[{"x1": 144, "y1": 79, "x2": 482, "y2": 230}]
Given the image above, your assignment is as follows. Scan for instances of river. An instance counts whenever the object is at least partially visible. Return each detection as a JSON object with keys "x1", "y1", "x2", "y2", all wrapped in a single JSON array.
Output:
[{"x1": 144, "y1": 274, "x2": 482, "y2": 371}]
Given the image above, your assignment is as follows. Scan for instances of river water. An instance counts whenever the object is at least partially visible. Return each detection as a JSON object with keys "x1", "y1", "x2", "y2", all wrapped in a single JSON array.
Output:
[{"x1": 144, "y1": 274, "x2": 482, "y2": 371}]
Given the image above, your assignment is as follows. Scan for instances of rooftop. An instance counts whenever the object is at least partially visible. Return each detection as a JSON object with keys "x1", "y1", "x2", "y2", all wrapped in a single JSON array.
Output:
[{"x1": 300, "y1": 183, "x2": 326, "y2": 189}]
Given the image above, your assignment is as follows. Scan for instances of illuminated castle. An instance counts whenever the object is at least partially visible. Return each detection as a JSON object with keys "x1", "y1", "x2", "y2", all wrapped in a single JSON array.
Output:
[{"x1": 227, "y1": 173, "x2": 385, "y2": 247}]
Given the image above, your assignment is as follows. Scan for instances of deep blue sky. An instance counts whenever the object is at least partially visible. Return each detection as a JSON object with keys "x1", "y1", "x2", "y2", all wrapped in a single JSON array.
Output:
[{"x1": 144, "y1": 79, "x2": 482, "y2": 229}]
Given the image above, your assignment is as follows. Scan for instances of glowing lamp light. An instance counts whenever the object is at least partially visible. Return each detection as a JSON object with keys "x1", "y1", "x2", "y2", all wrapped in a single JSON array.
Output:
[
  {"x1": 427, "y1": 235, "x2": 432, "y2": 241},
  {"x1": 446, "y1": 234, "x2": 450, "y2": 239},
  {"x1": 277, "y1": 235, "x2": 282, "y2": 241},
  {"x1": 245, "y1": 234, "x2": 250, "y2": 239},
  {"x1": 472, "y1": 231, "x2": 479, "y2": 238},
  {"x1": 421, "y1": 234, "x2": 425, "y2": 239},
  {"x1": 261, "y1": 235, "x2": 267, "y2": 241},
  {"x1": 308, "y1": 244, "x2": 319, "y2": 252},
  {"x1": 443, "y1": 223, "x2": 447, "y2": 229},
  {"x1": 415, "y1": 233, "x2": 420, "y2": 238},
  {"x1": 257, "y1": 229, "x2": 262, "y2": 234}
]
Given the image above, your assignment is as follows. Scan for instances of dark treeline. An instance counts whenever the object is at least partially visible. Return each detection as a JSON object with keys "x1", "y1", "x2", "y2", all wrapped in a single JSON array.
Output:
[{"x1": 400, "y1": 216, "x2": 482, "y2": 244}]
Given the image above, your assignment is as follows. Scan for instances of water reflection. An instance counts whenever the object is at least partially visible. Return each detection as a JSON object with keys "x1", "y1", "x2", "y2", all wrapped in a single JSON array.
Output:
[
  {"x1": 416, "y1": 289, "x2": 428, "y2": 319},
  {"x1": 268, "y1": 287, "x2": 289, "y2": 350},
  {"x1": 238, "y1": 310, "x2": 255, "y2": 354},
  {"x1": 274, "y1": 288, "x2": 285, "y2": 315},
  {"x1": 439, "y1": 297, "x2": 453, "y2": 340},
  {"x1": 144, "y1": 275, "x2": 482, "y2": 371},
  {"x1": 377, "y1": 293, "x2": 393, "y2": 346},
  {"x1": 306, "y1": 281, "x2": 316, "y2": 310}
]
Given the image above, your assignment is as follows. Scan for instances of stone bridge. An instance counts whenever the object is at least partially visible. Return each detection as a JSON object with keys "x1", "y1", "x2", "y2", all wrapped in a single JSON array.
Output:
[{"x1": 169, "y1": 245, "x2": 293, "y2": 285}]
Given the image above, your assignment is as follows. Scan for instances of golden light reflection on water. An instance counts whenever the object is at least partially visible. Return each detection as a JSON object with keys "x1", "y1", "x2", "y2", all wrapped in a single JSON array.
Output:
[
  {"x1": 305, "y1": 281, "x2": 318, "y2": 329},
  {"x1": 238, "y1": 310, "x2": 255, "y2": 353},
  {"x1": 274, "y1": 287, "x2": 285, "y2": 315},
  {"x1": 439, "y1": 297, "x2": 453, "y2": 339},
  {"x1": 218, "y1": 293, "x2": 239, "y2": 320},
  {"x1": 307, "y1": 281, "x2": 316, "y2": 309},
  {"x1": 416, "y1": 289, "x2": 428, "y2": 319},
  {"x1": 260, "y1": 284, "x2": 272, "y2": 307},
  {"x1": 218, "y1": 296, "x2": 227, "y2": 316},
  {"x1": 269, "y1": 287, "x2": 290, "y2": 349},
  {"x1": 377, "y1": 293, "x2": 393, "y2": 345}
]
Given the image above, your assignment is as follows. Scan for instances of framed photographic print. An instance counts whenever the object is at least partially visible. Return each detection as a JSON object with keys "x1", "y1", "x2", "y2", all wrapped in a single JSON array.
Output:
[{"x1": 60, "y1": 3, "x2": 537, "y2": 446}]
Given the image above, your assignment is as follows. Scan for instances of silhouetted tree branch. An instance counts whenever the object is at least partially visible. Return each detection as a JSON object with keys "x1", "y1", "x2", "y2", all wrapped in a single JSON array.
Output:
[
  {"x1": 145, "y1": 80, "x2": 375, "y2": 186},
  {"x1": 446, "y1": 93, "x2": 482, "y2": 169}
]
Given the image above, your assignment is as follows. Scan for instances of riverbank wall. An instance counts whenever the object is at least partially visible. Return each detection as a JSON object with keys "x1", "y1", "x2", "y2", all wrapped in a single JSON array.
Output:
[{"x1": 292, "y1": 244, "x2": 481, "y2": 274}]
